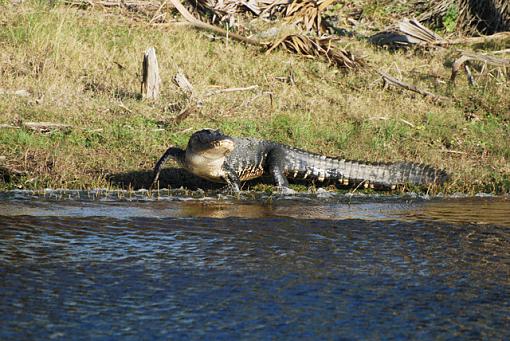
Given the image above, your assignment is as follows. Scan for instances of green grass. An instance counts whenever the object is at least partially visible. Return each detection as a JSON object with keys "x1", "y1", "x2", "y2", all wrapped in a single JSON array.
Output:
[
  {"x1": 0, "y1": 1, "x2": 509, "y2": 194},
  {"x1": 443, "y1": 3, "x2": 459, "y2": 33}
]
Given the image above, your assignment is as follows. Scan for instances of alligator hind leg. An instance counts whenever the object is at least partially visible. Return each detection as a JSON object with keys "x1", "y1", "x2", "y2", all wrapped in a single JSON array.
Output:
[{"x1": 267, "y1": 148, "x2": 295, "y2": 194}]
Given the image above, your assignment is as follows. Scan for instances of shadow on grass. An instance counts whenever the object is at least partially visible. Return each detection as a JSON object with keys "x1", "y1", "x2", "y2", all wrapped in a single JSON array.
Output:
[
  {"x1": 107, "y1": 167, "x2": 223, "y2": 191},
  {"x1": 107, "y1": 167, "x2": 280, "y2": 191},
  {"x1": 108, "y1": 168, "x2": 374, "y2": 192}
]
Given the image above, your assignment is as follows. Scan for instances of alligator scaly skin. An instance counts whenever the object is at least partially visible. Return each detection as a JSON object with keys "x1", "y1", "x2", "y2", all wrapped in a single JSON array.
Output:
[
  {"x1": 225, "y1": 138, "x2": 448, "y2": 188},
  {"x1": 151, "y1": 129, "x2": 448, "y2": 190}
]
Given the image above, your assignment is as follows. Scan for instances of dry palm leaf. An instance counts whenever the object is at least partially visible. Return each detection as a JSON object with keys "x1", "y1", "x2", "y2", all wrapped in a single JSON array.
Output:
[
  {"x1": 371, "y1": 17, "x2": 510, "y2": 48},
  {"x1": 266, "y1": 34, "x2": 364, "y2": 69},
  {"x1": 170, "y1": 0, "x2": 262, "y2": 45},
  {"x1": 284, "y1": 0, "x2": 336, "y2": 34},
  {"x1": 192, "y1": 0, "x2": 261, "y2": 25},
  {"x1": 370, "y1": 18, "x2": 446, "y2": 47},
  {"x1": 171, "y1": 0, "x2": 363, "y2": 70},
  {"x1": 183, "y1": 0, "x2": 337, "y2": 34},
  {"x1": 258, "y1": 0, "x2": 289, "y2": 18}
]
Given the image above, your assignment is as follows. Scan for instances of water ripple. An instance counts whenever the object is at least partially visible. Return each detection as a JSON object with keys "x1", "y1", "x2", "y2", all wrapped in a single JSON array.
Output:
[{"x1": 0, "y1": 196, "x2": 509, "y2": 339}]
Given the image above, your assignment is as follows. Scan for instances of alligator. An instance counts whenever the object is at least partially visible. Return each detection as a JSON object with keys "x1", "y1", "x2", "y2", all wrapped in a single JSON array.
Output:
[{"x1": 151, "y1": 128, "x2": 448, "y2": 192}]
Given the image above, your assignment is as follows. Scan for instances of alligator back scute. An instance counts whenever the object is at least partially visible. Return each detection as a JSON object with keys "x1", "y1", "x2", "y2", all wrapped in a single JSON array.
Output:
[
  {"x1": 382, "y1": 162, "x2": 448, "y2": 186},
  {"x1": 332, "y1": 160, "x2": 448, "y2": 187}
]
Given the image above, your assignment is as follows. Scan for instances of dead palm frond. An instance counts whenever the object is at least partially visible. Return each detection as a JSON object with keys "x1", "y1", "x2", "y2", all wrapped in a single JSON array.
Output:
[
  {"x1": 283, "y1": 0, "x2": 337, "y2": 34},
  {"x1": 170, "y1": 0, "x2": 364, "y2": 71},
  {"x1": 190, "y1": 0, "x2": 262, "y2": 27},
  {"x1": 258, "y1": 0, "x2": 290, "y2": 18},
  {"x1": 266, "y1": 33, "x2": 365, "y2": 69},
  {"x1": 369, "y1": 18, "x2": 446, "y2": 47}
]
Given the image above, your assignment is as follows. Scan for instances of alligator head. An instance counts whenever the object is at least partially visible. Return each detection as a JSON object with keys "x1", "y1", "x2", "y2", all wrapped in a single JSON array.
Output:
[{"x1": 184, "y1": 128, "x2": 235, "y2": 182}]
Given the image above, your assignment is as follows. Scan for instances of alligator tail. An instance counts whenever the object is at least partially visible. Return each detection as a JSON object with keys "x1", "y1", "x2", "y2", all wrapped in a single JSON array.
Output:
[
  {"x1": 150, "y1": 147, "x2": 185, "y2": 188},
  {"x1": 285, "y1": 148, "x2": 448, "y2": 187},
  {"x1": 329, "y1": 160, "x2": 448, "y2": 187}
]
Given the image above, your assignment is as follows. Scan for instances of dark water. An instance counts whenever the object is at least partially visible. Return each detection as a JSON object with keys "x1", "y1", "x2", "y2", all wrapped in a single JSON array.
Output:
[{"x1": 1, "y1": 191, "x2": 509, "y2": 340}]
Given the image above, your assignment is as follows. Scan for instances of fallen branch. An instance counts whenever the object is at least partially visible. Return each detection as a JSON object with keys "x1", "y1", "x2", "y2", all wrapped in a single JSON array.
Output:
[
  {"x1": 366, "y1": 116, "x2": 416, "y2": 127},
  {"x1": 23, "y1": 122, "x2": 72, "y2": 133},
  {"x1": 0, "y1": 124, "x2": 19, "y2": 129},
  {"x1": 63, "y1": 0, "x2": 171, "y2": 10},
  {"x1": 399, "y1": 118, "x2": 415, "y2": 128},
  {"x1": 377, "y1": 70, "x2": 446, "y2": 102},
  {"x1": 171, "y1": 103, "x2": 196, "y2": 126},
  {"x1": 464, "y1": 64, "x2": 476, "y2": 86},
  {"x1": 204, "y1": 85, "x2": 258, "y2": 97},
  {"x1": 441, "y1": 149, "x2": 467, "y2": 155},
  {"x1": 451, "y1": 50, "x2": 510, "y2": 84},
  {"x1": 168, "y1": 0, "x2": 263, "y2": 46},
  {"x1": 0, "y1": 89, "x2": 30, "y2": 97},
  {"x1": 491, "y1": 49, "x2": 510, "y2": 55},
  {"x1": 173, "y1": 69, "x2": 195, "y2": 96},
  {"x1": 446, "y1": 32, "x2": 510, "y2": 45}
]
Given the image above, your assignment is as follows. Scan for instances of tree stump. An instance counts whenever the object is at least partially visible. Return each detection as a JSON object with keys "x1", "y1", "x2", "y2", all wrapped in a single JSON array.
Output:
[{"x1": 141, "y1": 47, "x2": 161, "y2": 100}]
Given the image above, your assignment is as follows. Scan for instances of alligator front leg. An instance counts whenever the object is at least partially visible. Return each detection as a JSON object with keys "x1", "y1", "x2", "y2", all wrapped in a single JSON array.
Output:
[
  {"x1": 150, "y1": 147, "x2": 186, "y2": 189},
  {"x1": 222, "y1": 164, "x2": 241, "y2": 193}
]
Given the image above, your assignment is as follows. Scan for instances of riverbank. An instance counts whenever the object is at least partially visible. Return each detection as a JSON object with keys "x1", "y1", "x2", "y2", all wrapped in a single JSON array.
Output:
[{"x1": 1, "y1": 1, "x2": 509, "y2": 194}]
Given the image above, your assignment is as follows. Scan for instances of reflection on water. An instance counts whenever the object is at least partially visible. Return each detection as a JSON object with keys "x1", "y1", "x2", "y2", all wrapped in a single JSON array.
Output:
[
  {"x1": 0, "y1": 193, "x2": 509, "y2": 339},
  {"x1": 1, "y1": 191, "x2": 509, "y2": 225}
]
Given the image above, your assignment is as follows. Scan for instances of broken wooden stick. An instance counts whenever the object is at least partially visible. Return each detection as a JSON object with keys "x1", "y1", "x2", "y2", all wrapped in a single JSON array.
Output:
[
  {"x1": 451, "y1": 50, "x2": 510, "y2": 84},
  {"x1": 64, "y1": 0, "x2": 172, "y2": 10},
  {"x1": 141, "y1": 47, "x2": 161, "y2": 100},
  {"x1": 446, "y1": 32, "x2": 510, "y2": 46},
  {"x1": 0, "y1": 89, "x2": 30, "y2": 97},
  {"x1": 204, "y1": 85, "x2": 258, "y2": 97},
  {"x1": 172, "y1": 103, "x2": 196, "y2": 126},
  {"x1": 23, "y1": 122, "x2": 72, "y2": 133},
  {"x1": 173, "y1": 69, "x2": 194, "y2": 96},
  {"x1": 0, "y1": 124, "x2": 20, "y2": 129},
  {"x1": 377, "y1": 70, "x2": 446, "y2": 102}
]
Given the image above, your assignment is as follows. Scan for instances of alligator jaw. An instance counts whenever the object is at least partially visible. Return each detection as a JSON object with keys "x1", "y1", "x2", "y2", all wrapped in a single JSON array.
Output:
[
  {"x1": 186, "y1": 129, "x2": 235, "y2": 156},
  {"x1": 206, "y1": 139, "x2": 235, "y2": 157},
  {"x1": 184, "y1": 129, "x2": 235, "y2": 182}
]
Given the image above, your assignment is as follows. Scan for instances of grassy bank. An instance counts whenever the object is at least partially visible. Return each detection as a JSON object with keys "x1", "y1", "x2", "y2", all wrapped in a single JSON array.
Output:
[{"x1": 0, "y1": 1, "x2": 509, "y2": 194}]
